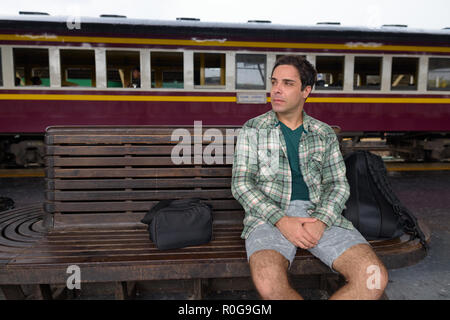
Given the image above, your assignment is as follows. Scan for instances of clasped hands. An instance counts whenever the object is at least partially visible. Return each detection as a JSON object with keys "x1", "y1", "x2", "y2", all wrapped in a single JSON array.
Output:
[{"x1": 275, "y1": 216, "x2": 326, "y2": 249}]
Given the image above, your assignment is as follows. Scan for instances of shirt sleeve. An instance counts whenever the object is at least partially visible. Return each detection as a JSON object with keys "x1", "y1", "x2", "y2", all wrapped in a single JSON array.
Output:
[
  {"x1": 309, "y1": 133, "x2": 350, "y2": 228},
  {"x1": 231, "y1": 126, "x2": 285, "y2": 226}
]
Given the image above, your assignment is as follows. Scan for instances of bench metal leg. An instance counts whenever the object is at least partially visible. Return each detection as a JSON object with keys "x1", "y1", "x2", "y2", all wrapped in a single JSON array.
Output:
[
  {"x1": 190, "y1": 279, "x2": 205, "y2": 300},
  {"x1": 1, "y1": 285, "x2": 26, "y2": 300},
  {"x1": 39, "y1": 284, "x2": 53, "y2": 300},
  {"x1": 114, "y1": 281, "x2": 137, "y2": 300}
]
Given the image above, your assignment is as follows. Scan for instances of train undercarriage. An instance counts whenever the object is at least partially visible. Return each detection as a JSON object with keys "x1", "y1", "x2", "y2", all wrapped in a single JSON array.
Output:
[
  {"x1": 340, "y1": 131, "x2": 450, "y2": 162},
  {"x1": 0, "y1": 134, "x2": 45, "y2": 168}
]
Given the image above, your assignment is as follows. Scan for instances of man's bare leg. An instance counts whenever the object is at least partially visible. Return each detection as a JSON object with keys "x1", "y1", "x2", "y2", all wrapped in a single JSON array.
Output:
[
  {"x1": 249, "y1": 250, "x2": 303, "y2": 300},
  {"x1": 330, "y1": 244, "x2": 388, "y2": 300}
]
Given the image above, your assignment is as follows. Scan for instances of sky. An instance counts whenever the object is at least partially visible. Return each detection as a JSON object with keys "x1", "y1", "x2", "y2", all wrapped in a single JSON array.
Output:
[{"x1": 2, "y1": 0, "x2": 450, "y2": 30}]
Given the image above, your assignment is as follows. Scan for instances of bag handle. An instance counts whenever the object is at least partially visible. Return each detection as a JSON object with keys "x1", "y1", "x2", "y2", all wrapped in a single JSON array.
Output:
[
  {"x1": 141, "y1": 199, "x2": 174, "y2": 224},
  {"x1": 141, "y1": 198, "x2": 213, "y2": 225}
]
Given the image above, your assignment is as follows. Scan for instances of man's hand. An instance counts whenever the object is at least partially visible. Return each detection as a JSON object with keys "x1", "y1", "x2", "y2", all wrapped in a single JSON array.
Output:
[
  {"x1": 303, "y1": 220, "x2": 326, "y2": 245},
  {"x1": 276, "y1": 216, "x2": 321, "y2": 249}
]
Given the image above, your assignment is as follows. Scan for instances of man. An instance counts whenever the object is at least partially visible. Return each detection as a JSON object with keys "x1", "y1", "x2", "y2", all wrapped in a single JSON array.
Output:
[
  {"x1": 129, "y1": 67, "x2": 141, "y2": 88},
  {"x1": 231, "y1": 55, "x2": 388, "y2": 300}
]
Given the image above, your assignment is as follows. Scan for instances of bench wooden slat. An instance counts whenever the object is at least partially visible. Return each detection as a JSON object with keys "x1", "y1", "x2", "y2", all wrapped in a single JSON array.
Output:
[
  {"x1": 48, "y1": 133, "x2": 238, "y2": 145},
  {"x1": 10, "y1": 250, "x2": 249, "y2": 265},
  {"x1": 27, "y1": 233, "x2": 405, "y2": 255},
  {"x1": 15, "y1": 237, "x2": 246, "y2": 256},
  {"x1": 45, "y1": 126, "x2": 238, "y2": 137},
  {"x1": 39, "y1": 236, "x2": 244, "y2": 246},
  {"x1": 46, "y1": 127, "x2": 186, "y2": 135},
  {"x1": 46, "y1": 145, "x2": 177, "y2": 156},
  {"x1": 46, "y1": 146, "x2": 235, "y2": 157},
  {"x1": 8, "y1": 235, "x2": 425, "y2": 267},
  {"x1": 50, "y1": 135, "x2": 184, "y2": 145},
  {"x1": 12, "y1": 240, "x2": 414, "y2": 264},
  {"x1": 51, "y1": 167, "x2": 232, "y2": 178},
  {"x1": 48, "y1": 189, "x2": 233, "y2": 201},
  {"x1": 48, "y1": 210, "x2": 243, "y2": 231},
  {"x1": 51, "y1": 157, "x2": 234, "y2": 167},
  {"x1": 52, "y1": 178, "x2": 231, "y2": 190},
  {"x1": 49, "y1": 199, "x2": 242, "y2": 212}
]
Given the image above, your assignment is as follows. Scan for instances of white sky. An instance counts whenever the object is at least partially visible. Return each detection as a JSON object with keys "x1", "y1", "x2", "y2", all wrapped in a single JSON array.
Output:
[{"x1": 2, "y1": 0, "x2": 450, "y2": 30}]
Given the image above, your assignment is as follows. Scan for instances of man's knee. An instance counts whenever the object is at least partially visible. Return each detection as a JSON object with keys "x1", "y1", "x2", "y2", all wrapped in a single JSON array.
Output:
[
  {"x1": 359, "y1": 260, "x2": 388, "y2": 299},
  {"x1": 333, "y1": 244, "x2": 389, "y2": 297},
  {"x1": 365, "y1": 261, "x2": 389, "y2": 293},
  {"x1": 249, "y1": 250, "x2": 290, "y2": 299}
]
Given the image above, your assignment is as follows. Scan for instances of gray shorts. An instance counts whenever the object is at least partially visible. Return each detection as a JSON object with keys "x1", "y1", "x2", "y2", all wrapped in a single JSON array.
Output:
[{"x1": 245, "y1": 200, "x2": 369, "y2": 271}]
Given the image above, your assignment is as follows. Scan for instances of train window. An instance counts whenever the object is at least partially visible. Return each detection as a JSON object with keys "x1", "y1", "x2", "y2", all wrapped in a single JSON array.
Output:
[
  {"x1": 151, "y1": 52, "x2": 184, "y2": 88},
  {"x1": 60, "y1": 49, "x2": 96, "y2": 87},
  {"x1": 391, "y1": 57, "x2": 418, "y2": 91},
  {"x1": 236, "y1": 54, "x2": 267, "y2": 90},
  {"x1": 354, "y1": 57, "x2": 382, "y2": 90},
  {"x1": 315, "y1": 56, "x2": 344, "y2": 90},
  {"x1": 427, "y1": 58, "x2": 450, "y2": 91},
  {"x1": 194, "y1": 53, "x2": 225, "y2": 87},
  {"x1": 0, "y1": 49, "x2": 2, "y2": 86},
  {"x1": 106, "y1": 51, "x2": 140, "y2": 88},
  {"x1": 13, "y1": 48, "x2": 50, "y2": 87}
]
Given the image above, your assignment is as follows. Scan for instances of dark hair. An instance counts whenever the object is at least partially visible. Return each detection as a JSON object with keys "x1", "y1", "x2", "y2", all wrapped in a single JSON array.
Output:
[{"x1": 271, "y1": 55, "x2": 317, "y2": 91}]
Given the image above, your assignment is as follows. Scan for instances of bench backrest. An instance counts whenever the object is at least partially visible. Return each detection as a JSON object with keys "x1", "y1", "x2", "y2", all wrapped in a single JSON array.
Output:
[{"x1": 44, "y1": 126, "x2": 243, "y2": 230}]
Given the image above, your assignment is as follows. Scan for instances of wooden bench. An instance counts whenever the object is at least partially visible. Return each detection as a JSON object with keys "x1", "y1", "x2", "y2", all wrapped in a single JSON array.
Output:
[{"x1": 0, "y1": 125, "x2": 430, "y2": 300}]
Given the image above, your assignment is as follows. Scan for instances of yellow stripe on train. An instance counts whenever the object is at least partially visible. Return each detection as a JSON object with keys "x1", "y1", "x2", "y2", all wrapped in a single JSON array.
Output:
[
  {"x1": 0, "y1": 94, "x2": 236, "y2": 102},
  {"x1": 1, "y1": 34, "x2": 450, "y2": 54},
  {"x1": 1, "y1": 93, "x2": 450, "y2": 104}
]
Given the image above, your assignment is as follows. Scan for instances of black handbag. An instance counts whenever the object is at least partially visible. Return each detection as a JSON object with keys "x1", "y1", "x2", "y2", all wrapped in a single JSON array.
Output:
[{"x1": 141, "y1": 198, "x2": 213, "y2": 250}]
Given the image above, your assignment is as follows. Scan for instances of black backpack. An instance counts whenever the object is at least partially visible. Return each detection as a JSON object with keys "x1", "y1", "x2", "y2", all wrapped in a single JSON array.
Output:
[{"x1": 342, "y1": 151, "x2": 428, "y2": 248}]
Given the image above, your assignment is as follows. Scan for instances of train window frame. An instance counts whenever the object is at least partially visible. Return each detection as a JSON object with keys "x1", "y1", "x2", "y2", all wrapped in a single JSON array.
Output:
[
  {"x1": 105, "y1": 50, "x2": 141, "y2": 89},
  {"x1": 390, "y1": 57, "x2": 419, "y2": 91},
  {"x1": 235, "y1": 53, "x2": 267, "y2": 90},
  {"x1": 193, "y1": 51, "x2": 226, "y2": 89},
  {"x1": 13, "y1": 47, "x2": 50, "y2": 87},
  {"x1": 0, "y1": 48, "x2": 2, "y2": 87},
  {"x1": 60, "y1": 48, "x2": 97, "y2": 88},
  {"x1": 427, "y1": 57, "x2": 450, "y2": 91},
  {"x1": 150, "y1": 51, "x2": 184, "y2": 90},
  {"x1": 353, "y1": 56, "x2": 382, "y2": 91},
  {"x1": 315, "y1": 55, "x2": 345, "y2": 91}
]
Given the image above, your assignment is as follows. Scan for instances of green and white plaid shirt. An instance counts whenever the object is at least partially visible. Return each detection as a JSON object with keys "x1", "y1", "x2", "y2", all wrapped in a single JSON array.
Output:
[{"x1": 231, "y1": 109, "x2": 354, "y2": 239}]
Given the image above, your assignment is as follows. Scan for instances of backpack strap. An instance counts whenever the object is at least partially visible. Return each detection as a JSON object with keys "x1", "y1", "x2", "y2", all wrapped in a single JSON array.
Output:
[{"x1": 364, "y1": 152, "x2": 429, "y2": 249}]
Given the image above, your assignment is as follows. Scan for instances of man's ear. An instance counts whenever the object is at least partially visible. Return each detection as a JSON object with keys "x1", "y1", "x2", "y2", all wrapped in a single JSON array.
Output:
[{"x1": 302, "y1": 85, "x2": 312, "y2": 99}]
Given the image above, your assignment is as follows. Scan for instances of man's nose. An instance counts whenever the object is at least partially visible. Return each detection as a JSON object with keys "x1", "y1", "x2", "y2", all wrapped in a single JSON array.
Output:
[{"x1": 272, "y1": 83, "x2": 282, "y2": 94}]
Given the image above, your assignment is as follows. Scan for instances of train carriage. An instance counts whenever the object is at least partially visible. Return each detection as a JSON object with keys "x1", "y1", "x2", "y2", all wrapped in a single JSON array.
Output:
[{"x1": 0, "y1": 13, "x2": 449, "y2": 166}]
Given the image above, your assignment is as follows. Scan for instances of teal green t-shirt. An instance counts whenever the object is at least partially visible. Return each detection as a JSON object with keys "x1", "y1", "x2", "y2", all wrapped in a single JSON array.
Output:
[{"x1": 279, "y1": 121, "x2": 310, "y2": 201}]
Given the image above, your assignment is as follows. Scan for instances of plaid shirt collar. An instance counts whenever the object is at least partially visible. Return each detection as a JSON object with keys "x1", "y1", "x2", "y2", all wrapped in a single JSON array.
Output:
[{"x1": 266, "y1": 109, "x2": 310, "y2": 135}]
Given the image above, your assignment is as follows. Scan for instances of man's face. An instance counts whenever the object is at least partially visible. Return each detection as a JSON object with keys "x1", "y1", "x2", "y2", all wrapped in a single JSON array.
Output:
[{"x1": 270, "y1": 64, "x2": 311, "y2": 115}]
